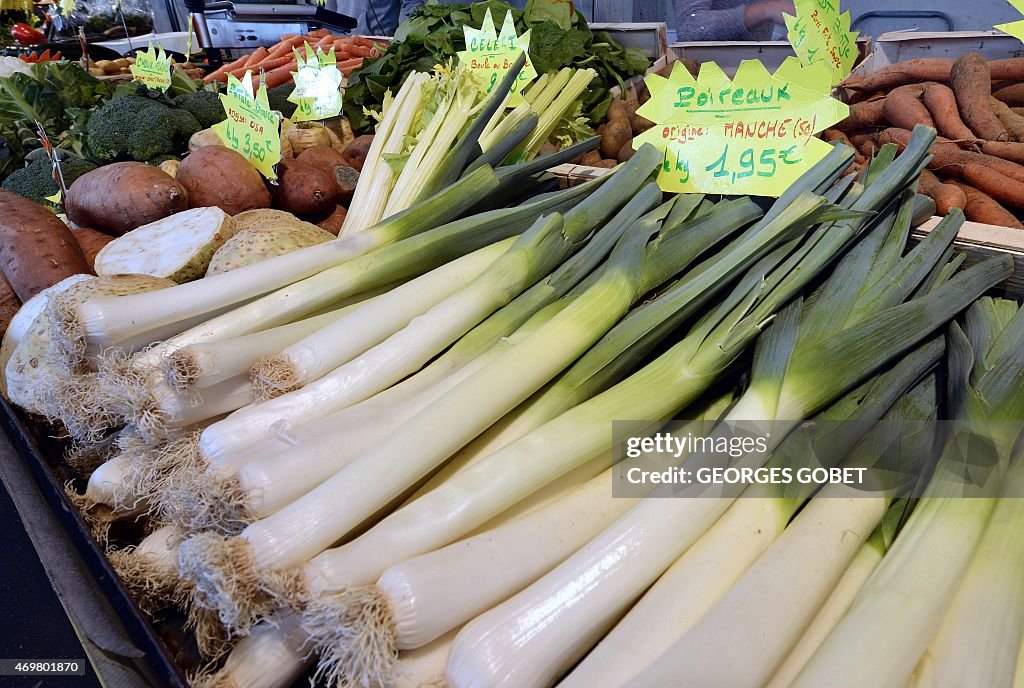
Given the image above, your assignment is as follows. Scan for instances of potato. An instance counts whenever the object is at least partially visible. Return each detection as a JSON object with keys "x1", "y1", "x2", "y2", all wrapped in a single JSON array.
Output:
[
  {"x1": 159, "y1": 159, "x2": 180, "y2": 178},
  {"x1": 176, "y1": 146, "x2": 271, "y2": 215},
  {"x1": 630, "y1": 113, "x2": 655, "y2": 135},
  {"x1": 617, "y1": 140, "x2": 635, "y2": 163},
  {"x1": 270, "y1": 158, "x2": 337, "y2": 215},
  {"x1": 599, "y1": 119, "x2": 632, "y2": 159},
  {"x1": 579, "y1": 150, "x2": 603, "y2": 167},
  {"x1": 607, "y1": 98, "x2": 629, "y2": 122},
  {"x1": 0, "y1": 190, "x2": 92, "y2": 301},
  {"x1": 341, "y1": 134, "x2": 373, "y2": 171},
  {"x1": 594, "y1": 159, "x2": 618, "y2": 169},
  {"x1": 65, "y1": 163, "x2": 188, "y2": 236}
]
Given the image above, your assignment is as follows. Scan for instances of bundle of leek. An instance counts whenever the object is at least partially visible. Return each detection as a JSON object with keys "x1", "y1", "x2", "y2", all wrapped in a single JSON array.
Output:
[{"x1": 793, "y1": 297, "x2": 1024, "y2": 688}]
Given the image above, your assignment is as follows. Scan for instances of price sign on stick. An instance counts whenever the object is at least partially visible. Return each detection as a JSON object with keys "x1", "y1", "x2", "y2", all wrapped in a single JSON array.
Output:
[
  {"x1": 995, "y1": 1, "x2": 1024, "y2": 42},
  {"x1": 783, "y1": 0, "x2": 859, "y2": 85},
  {"x1": 288, "y1": 44, "x2": 343, "y2": 122},
  {"x1": 130, "y1": 43, "x2": 174, "y2": 92},
  {"x1": 458, "y1": 9, "x2": 537, "y2": 106},
  {"x1": 634, "y1": 58, "x2": 849, "y2": 197},
  {"x1": 213, "y1": 73, "x2": 283, "y2": 179}
]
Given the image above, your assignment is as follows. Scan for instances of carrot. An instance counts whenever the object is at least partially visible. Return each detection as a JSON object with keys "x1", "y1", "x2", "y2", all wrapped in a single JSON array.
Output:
[
  {"x1": 345, "y1": 36, "x2": 380, "y2": 49},
  {"x1": 918, "y1": 169, "x2": 967, "y2": 215},
  {"x1": 307, "y1": 28, "x2": 332, "y2": 39},
  {"x1": 242, "y1": 46, "x2": 269, "y2": 69},
  {"x1": 262, "y1": 61, "x2": 297, "y2": 89},
  {"x1": 315, "y1": 34, "x2": 336, "y2": 50},
  {"x1": 948, "y1": 180, "x2": 1024, "y2": 229},
  {"x1": 338, "y1": 58, "x2": 364, "y2": 77},
  {"x1": 987, "y1": 97, "x2": 1024, "y2": 142},
  {"x1": 921, "y1": 82, "x2": 976, "y2": 141},
  {"x1": 993, "y1": 83, "x2": 1024, "y2": 107},
  {"x1": 950, "y1": 53, "x2": 1008, "y2": 141},
  {"x1": 268, "y1": 35, "x2": 313, "y2": 59},
  {"x1": 883, "y1": 84, "x2": 934, "y2": 131},
  {"x1": 0, "y1": 191, "x2": 91, "y2": 301},
  {"x1": 252, "y1": 55, "x2": 293, "y2": 73},
  {"x1": 843, "y1": 58, "x2": 955, "y2": 92},
  {"x1": 839, "y1": 98, "x2": 886, "y2": 130},
  {"x1": 204, "y1": 53, "x2": 249, "y2": 83},
  {"x1": 341, "y1": 44, "x2": 376, "y2": 58}
]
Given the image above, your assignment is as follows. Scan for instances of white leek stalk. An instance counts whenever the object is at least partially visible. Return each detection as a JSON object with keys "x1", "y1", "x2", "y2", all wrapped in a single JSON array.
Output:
[
  {"x1": 765, "y1": 531, "x2": 887, "y2": 688},
  {"x1": 253, "y1": 237, "x2": 511, "y2": 397},
  {"x1": 180, "y1": 212, "x2": 659, "y2": 632},
  {"x1": 302, "y1": 465, "x2": 639, "y2": 688},
  {"x1": 627, "y1": 485, "x2": 888, "y2": 688},
  {"x1": 197, "y1": 212, "x2": 572, "y2": 461},
  {"x1": 910, "y1": 457, "x2": 1024, "y2": 687}
]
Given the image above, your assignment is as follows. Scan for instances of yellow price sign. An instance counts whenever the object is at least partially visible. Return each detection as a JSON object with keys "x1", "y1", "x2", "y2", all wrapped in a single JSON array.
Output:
[
  {"x1": 783, "y1": 0, "x2": 859, "y2": 85},
  {"x1": 457, "y1": 9, "x2": 537, "y2": 106},
  {"x1": 635, "y1": 58, "x2": 848, "y2": 197},
  {"x1": 996, "y1": 1, "x2": 1024, "y2": 42},
  {"x1": 130, "y1": 43, "x2": 174, "y2": 92},
  {"x1": 59, "y1": 0, "x2": 75, "y2": 17},
  {"x1": 212, "y1": 73, "x2": 283, "y2": 179},
  {"x1": 288, "y1": 44, "x2": 343, "y2": 122}
]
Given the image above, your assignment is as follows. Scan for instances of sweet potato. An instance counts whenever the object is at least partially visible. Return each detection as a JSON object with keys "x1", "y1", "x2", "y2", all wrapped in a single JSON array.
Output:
[
  {"x1": 313, "y1": 205, "x2": 347, "y2": 235},
  {"x1": 0, "y1": 274, "x2": 19, "y2": 336},
  {"x1": 839, "y1": 98, "x2": 886, "y2": 130},
  {"x1": 270, "y1": 158, "x2": 337, "y2": 215},
  {"x1": 72, "y1": 227, "x2": 114, "y2": 269},
  {"x1": 333, "y1": 164, "x2": 359, "y2": 205},
  {"x1": 341, "y1": 135, "x2": 373, "y2": 171},
  {"x1": 988, "y1": 97, "x2": 1024, "y2": 143},
  {"x1": 177, "y1": 146, "x2": 271, "y2": 215},
  {"x1": 950, "y1": 53, "x2": 1008, "y2": 141},
  {"x1": 962, "y1": 163, "x2": 1024, "y2": 210},
  {"x1": 880, "y1": 127, "x2": 1024, "y2": 184},
  {"x1": 843, "y1": 58, "x2": 955, "y2": 92},
  {"x1": 918, "y1": 169, "x2": 967, "y2": 215},
  {"x1": 994, "y1": 83, "x2": 1024, "y2": 107},
  {"x1": 921, "y1": 83, "x2": 976, "y2": 141},
  {"x1": 823, "y1": 129, "x2": 866, "y2": 165},
  {"x1": 65, "y1": 163, "x2": 188, "y2": 236},
  {"x1": 949, "y1": 180, "x2": 1024, "y2": 229},
  {"x1": 0, "y1": 190, "x2": 91, "y2": 301},
  {"x1": 883, "y1": 84, "x2": 934, "y2": 131}
]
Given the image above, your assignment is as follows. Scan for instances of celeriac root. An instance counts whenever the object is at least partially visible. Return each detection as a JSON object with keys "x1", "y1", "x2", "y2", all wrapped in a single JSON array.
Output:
[
  {"x1": 249, "y1": 354, "x2": 300, "y2": 402},
  {"x1": 302, "y1": 586, "x2": 398, "y2": 688}
]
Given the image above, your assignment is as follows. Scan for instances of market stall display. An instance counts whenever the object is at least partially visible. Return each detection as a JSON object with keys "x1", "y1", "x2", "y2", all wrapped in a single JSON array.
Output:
[{"x1": 2, "y1": 7, "x2": 1024, "y2": 688}]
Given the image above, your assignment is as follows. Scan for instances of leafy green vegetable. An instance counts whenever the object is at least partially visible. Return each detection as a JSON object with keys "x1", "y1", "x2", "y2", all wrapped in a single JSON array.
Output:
[
  {"x1": 0, "y1": 61, "x2": 111, "y2": 183},
  {"x1": 343, "y1": 0, "x2": 648, "y2": 132}
]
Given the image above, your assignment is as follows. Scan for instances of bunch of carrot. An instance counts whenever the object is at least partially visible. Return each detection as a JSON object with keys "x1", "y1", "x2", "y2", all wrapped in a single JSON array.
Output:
[
  {"x1": 829, "y1": 53, "x2": 1024, "y2": 229},
  {"x1": 203, "y1": 29, "x2": 381, "y2": 90}
]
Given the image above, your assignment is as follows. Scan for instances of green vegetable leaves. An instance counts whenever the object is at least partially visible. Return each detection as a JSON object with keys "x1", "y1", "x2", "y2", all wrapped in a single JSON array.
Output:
[{"x1": 343, "y1": 0, "x2": 650, "y2": 133}]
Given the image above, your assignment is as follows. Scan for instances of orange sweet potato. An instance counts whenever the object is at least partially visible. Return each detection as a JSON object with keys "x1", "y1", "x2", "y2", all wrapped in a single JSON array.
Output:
[
  {"x1": 65, "y1": 162, "x2": 188, "y2": 235},
  {"x1": 950, "y1": 53, "x2": 1008, "y2": 141}
]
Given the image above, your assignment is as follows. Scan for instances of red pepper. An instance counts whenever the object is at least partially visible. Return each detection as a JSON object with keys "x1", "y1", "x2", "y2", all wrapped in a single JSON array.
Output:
[{"x1": 11, "y1": 23, "x2": 46, "y2": 46}]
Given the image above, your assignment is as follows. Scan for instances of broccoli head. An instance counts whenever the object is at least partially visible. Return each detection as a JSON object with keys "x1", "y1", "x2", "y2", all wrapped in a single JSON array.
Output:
[
  {"x1": 174, "y1": 90, "x2": 227, "y2": 128},
  {"x1": 267, "y1": 83, "x2": 298, "y2": 119},
  {"x1": 87, "y1": 95, "x2": 201, "y2": 163},
  {"x1": 1, "y1": 157, "x2": 96, "y2": 206}
]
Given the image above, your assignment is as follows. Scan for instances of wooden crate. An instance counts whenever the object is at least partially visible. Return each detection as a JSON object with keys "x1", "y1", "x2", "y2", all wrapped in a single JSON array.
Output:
[
  {"x1": 590, "y1": 22, "x2": 669, "y2": 61},
  {"x1": 914, "y1": 217, "x2": 1024, "y2": 298},
  {"x1": 852, "y1": 30, "x2": 1024, "y2": 74},
  {"x1": 669, "y1": 37, "x2": 871, "y2": 77}
]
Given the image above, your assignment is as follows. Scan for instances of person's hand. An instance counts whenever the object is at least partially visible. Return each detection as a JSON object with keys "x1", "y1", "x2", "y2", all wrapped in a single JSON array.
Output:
[{"x1": 744, "y1": 0, "x2": 796, "y2": 28}]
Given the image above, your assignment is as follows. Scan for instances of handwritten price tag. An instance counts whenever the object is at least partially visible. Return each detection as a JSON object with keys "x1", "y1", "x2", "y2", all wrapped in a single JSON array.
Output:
[
  {"x1": 60, "y1": 0, "x2": 75, "y2": 17},
  {"x1": 996, "y1": 1, "x2": 1024, "y2": 43},
  {"x1": 457, "y1": 9, "x2": 537, "y2": 106},
  {"x1": 130, "y1": 44, "x2": 174, "y2": 92},
  {"x1": 288, "y1": 44, "x2": 343, "y2": 122},
  {"x1": 212, "y1": 73, "x2": 283, "y2": 179},
  {"x1": 783, "y1": 0, "x2": 859, "y2": 85},
  {"x1": 635, "y1": 58, "x2": 848, "y2": 197}
]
